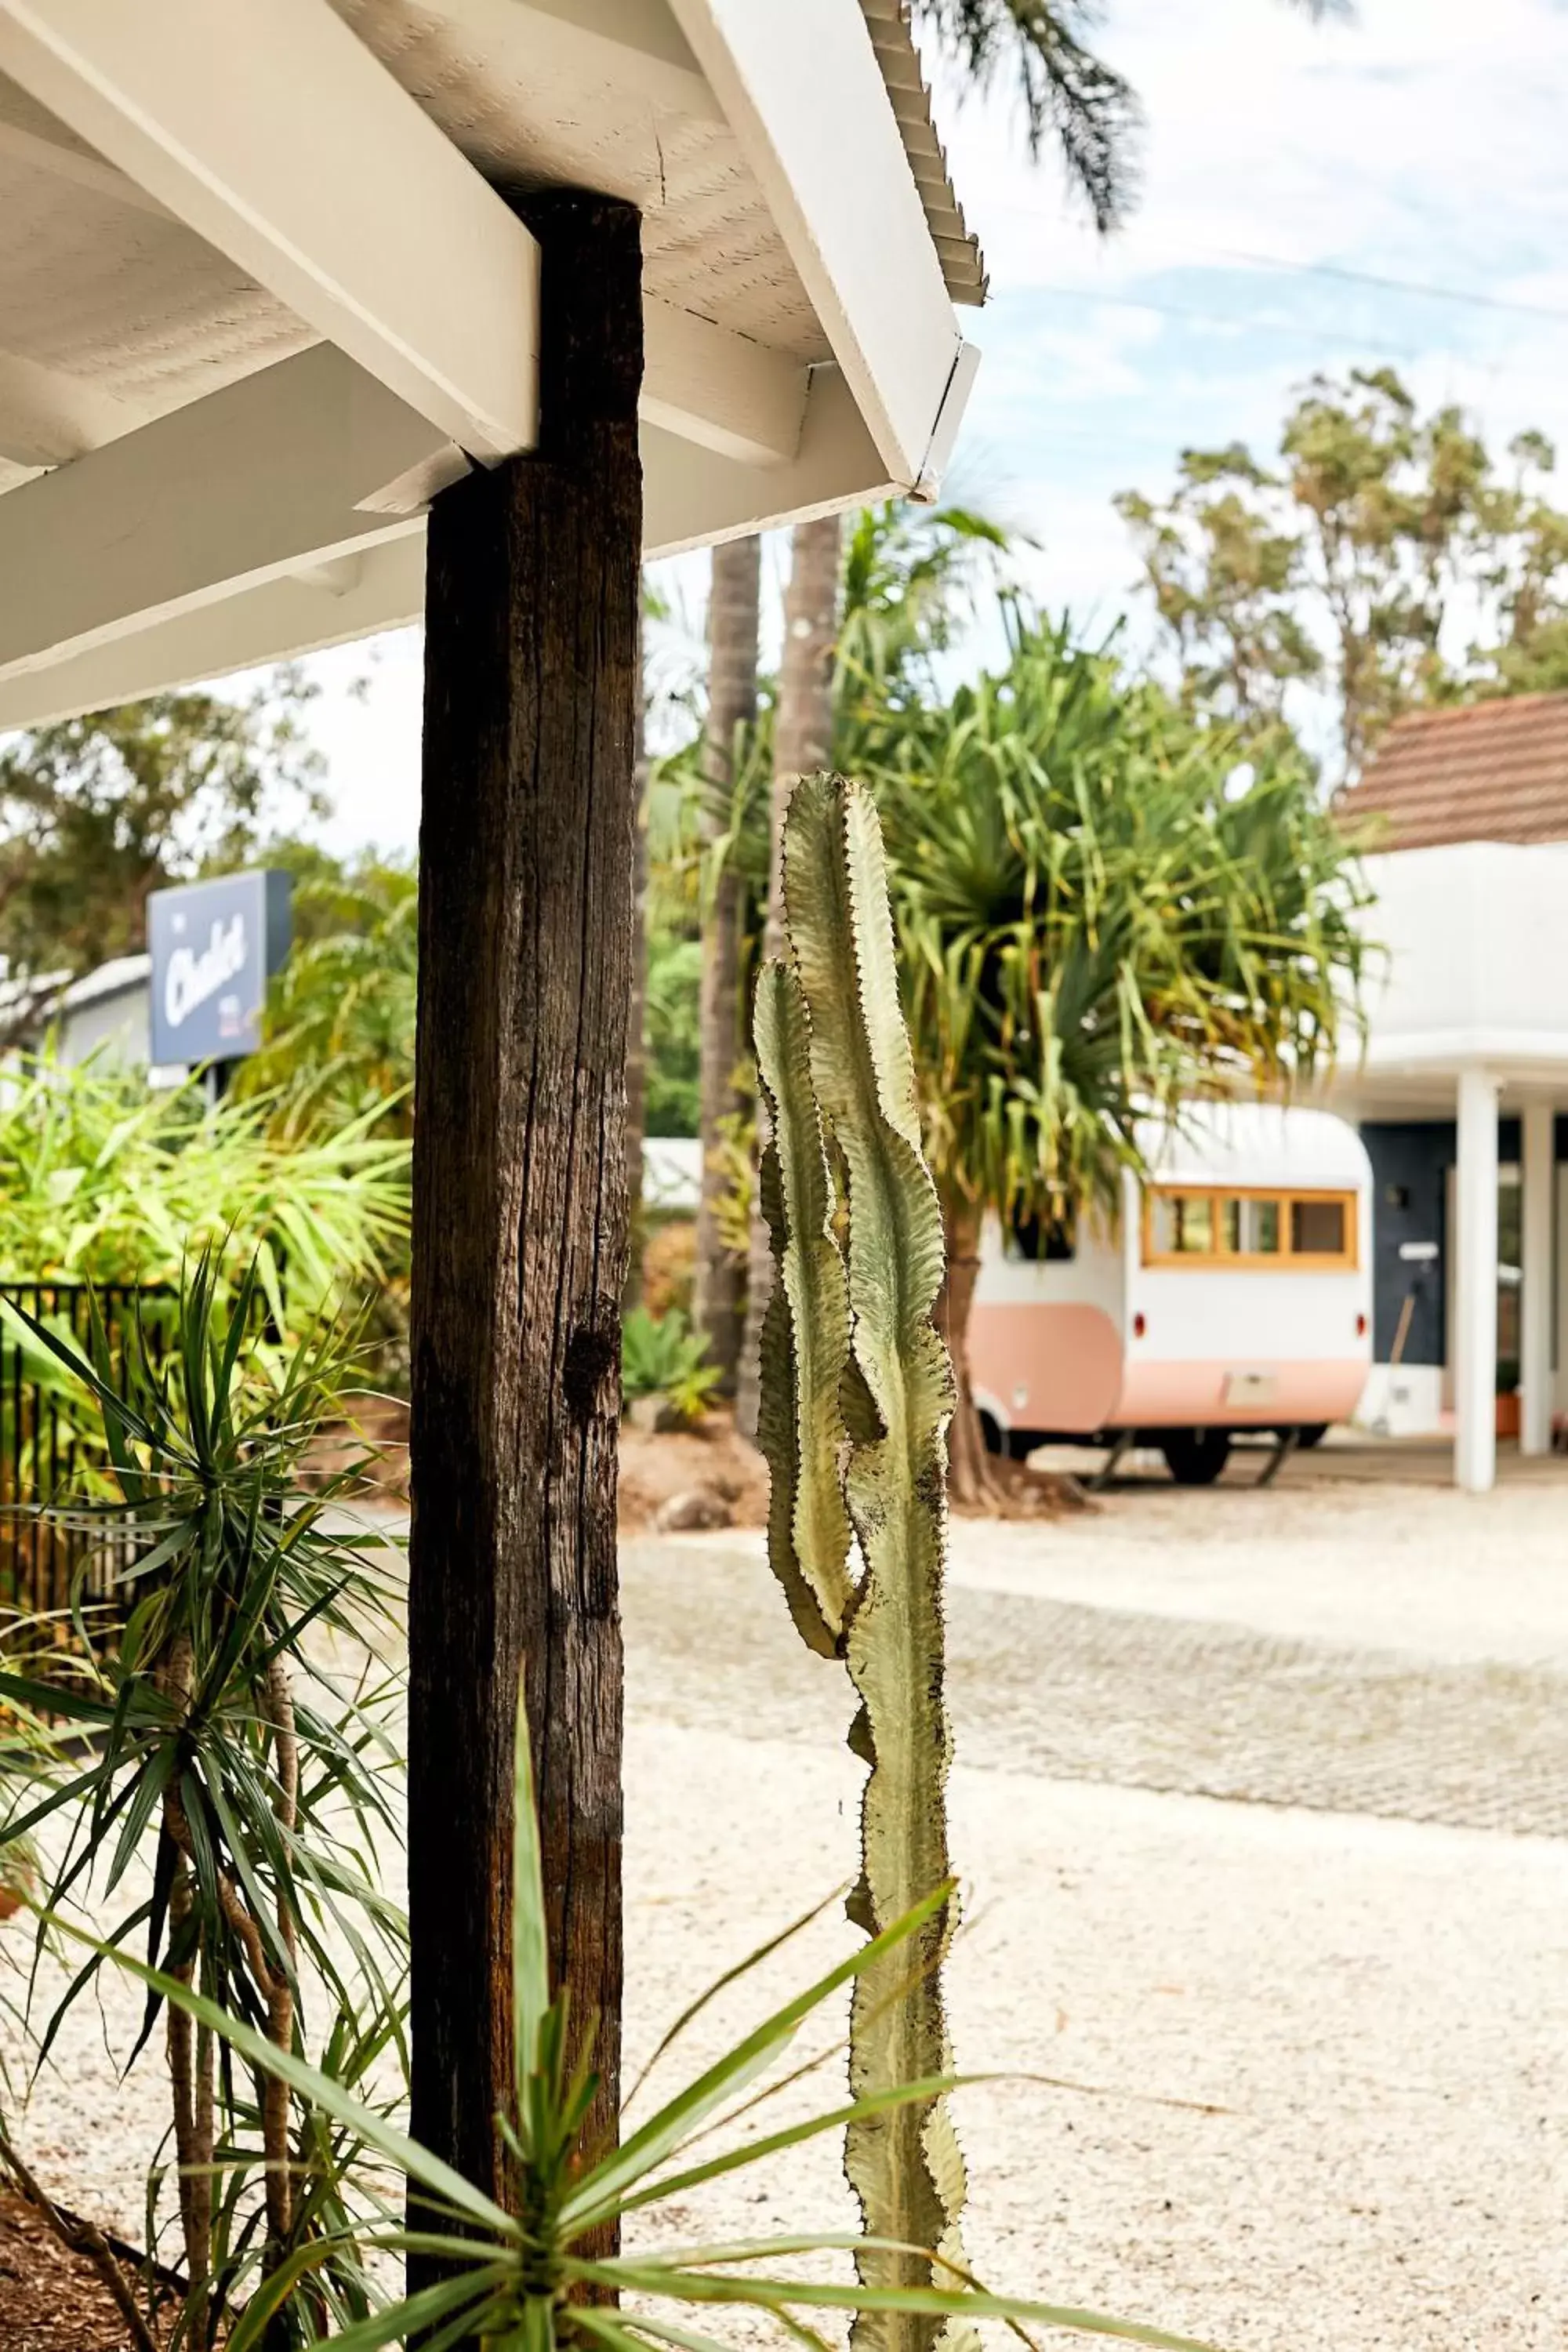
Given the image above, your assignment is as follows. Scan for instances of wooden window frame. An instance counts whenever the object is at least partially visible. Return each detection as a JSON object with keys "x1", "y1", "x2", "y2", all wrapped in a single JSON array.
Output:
[{"x1": 1142, "y1": 1184, "x2": 1359, "y2": 1272}]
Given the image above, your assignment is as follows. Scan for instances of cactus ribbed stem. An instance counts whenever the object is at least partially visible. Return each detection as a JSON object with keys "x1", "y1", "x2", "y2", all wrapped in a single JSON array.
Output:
[{"x1": 753, "y1": 773, "x2": 974, "y2": 2352}]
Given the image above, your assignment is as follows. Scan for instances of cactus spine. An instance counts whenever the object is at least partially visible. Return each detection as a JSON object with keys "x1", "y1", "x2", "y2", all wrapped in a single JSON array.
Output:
[{"x1": 753, "y1": 772, "x2": 971, "y2": 2352}]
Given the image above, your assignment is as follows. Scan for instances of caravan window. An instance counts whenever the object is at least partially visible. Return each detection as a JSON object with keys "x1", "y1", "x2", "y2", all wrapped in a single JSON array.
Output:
[
  {"x1": 1290, "y1": 1196, "x2": 1347, "y2": 1256},
  {"x1": 1145, "y1": 1185, "x2": 1357, "y2": 1270},
  {"x1": 1147, "y1": 1192, "x2": 1211, "y2": 1257},
  {"x1": 1225, "y1": 1196, "x2": 1281, "y2": 1255}
]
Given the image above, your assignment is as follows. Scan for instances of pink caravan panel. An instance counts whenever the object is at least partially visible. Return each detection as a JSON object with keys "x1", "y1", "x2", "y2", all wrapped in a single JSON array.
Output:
[
  {"x1": 967, "y1": 1301, "x2": 1123, "y2": 1435},
  {"x1": 1113, "y1": 1358, "x2": 1369, "y2": 1429}
]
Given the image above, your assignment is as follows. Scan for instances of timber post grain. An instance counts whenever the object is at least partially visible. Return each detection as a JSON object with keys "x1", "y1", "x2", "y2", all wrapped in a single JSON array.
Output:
[{"x1": 408, "y1": 188, "x2": 642, "y2": 2249}]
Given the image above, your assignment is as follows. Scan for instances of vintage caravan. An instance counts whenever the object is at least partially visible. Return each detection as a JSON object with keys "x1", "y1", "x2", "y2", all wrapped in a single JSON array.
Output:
[{"x1": 968, "y1": 1103, "x2": 1374, "y2": 1482}]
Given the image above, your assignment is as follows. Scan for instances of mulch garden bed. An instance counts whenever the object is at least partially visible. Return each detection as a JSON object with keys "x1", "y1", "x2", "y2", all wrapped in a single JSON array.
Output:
[{"x1": 0, "y1": 2178, "x2": 166, "y2": 2350}]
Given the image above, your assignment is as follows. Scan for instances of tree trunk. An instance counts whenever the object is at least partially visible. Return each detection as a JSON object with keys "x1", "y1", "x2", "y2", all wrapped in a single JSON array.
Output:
[
  {"x1": 625, "y1": 598, "x2": 650, "y2": 1305},
  {"x1": 692, "y1": 534, "x2": 760, "y2": 1392},
  {"x1": 735, "y1": 513, "x2": 840, "y2": 1442},
  {"x1": 408, "y1": 185, "x2": 641, "y2": 2277},
  {"x1": 935, "y1": 1196, "x2": 999, "y2": 1508}
]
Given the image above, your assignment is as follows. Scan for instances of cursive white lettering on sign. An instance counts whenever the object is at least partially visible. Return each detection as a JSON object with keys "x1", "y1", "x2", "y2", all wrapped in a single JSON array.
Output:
[{"x1": 164, "y1": 915, "x2": 249, "y2": 1031}]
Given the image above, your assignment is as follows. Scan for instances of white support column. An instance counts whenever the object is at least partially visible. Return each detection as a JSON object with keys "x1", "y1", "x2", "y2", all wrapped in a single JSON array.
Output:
[
  {"x1": 1521, "y1": 1100, "x2": 1555, "y2": 1457},
  {"x1": 1454, "y1": 1066, "x2": 1500, "y2": 1493}
]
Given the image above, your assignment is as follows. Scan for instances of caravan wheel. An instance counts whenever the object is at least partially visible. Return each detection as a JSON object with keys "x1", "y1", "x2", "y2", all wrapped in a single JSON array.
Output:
[{"x1": 1160, "y1": 1429, "x2": 1232, "y2": 1486}]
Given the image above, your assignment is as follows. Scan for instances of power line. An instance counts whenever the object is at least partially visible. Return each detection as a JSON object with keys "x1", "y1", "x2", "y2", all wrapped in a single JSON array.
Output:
[
  {"x1": 1002, "y1": 287, "x2": 1568, "y2": 400},
  {"x1": 1211, "y1": 245, "x2": 1568, "y2": 327},
  {"x1": 984, "y1": 195, "x2": 1568, "y2": 330},
  {"x1": 1016, "y1": 281, "x2": 1436, "y2": 366}
]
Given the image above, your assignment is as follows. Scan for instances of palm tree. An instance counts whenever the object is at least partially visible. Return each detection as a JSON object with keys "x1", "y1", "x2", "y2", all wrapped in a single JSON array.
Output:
[
  {"x1": 734, "y1": 515, "x2": 843, "y2": 1439},
  {"x1": 693, "y1": 534, "x2": 761, "y2": 1388},
  {"x1": 625, "y1": 601, "x2": 652, "y2": 1302},
  {"x1": 911, "y1": 1, "x2": 1345, "y2": 231},
  {"x1": 731, "y1": 506, "x2": 1011, "y2": 1439},
  {"x1": 870, "y1": 611, "x2": 1368, "y2": 1502},
  {"x1": 236, "y1": 860, "x2": 416, "y2": 1136},
  {"x1": 911, "y1": 0, "x2": 1136, "y2": 230}
]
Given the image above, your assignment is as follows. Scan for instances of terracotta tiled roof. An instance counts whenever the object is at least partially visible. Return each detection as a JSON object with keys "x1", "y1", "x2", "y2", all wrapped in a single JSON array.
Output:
[{"x1": 1338, "y1": 694, "x2": 1568, "y2": 849}]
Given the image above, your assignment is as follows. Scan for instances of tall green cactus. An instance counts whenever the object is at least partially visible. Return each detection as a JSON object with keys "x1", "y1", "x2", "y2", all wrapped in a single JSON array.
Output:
[{"x1": 753, "y1": 772, "x2": 972, "y2": 2352}]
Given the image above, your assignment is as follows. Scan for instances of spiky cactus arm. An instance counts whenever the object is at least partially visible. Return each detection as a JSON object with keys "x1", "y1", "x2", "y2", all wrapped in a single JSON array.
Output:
[
  {"x1": 753, "y1": 958, "x2": 856, "y2": 1656},
  {"x1": 773, "y1": 774, "x2": 971, "y2": 2352}
]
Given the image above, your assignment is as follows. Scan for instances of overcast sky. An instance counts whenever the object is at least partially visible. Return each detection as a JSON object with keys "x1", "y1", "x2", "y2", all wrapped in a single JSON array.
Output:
[{"x1": 294, "y1": 0, "x2": 1568, "y2": 855}]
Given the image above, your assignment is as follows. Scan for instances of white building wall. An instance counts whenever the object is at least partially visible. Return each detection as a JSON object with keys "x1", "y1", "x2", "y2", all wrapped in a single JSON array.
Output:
[
  {"x1": 1359, "y1": 842, "x2": 1568, "y2": 1077},
  {"x1": 57, "y1": 980, "x2": 151, "y2": 1069}
]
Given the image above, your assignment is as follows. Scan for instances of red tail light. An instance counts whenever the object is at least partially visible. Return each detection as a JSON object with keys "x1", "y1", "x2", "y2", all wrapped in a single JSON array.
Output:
[
  {"x1": 1133, "y1": 1312, "x2": 1147, "y2": 1338},
  {"x1": 1356, "y1": 1312, "x2": 1367, "y2": 1338}
]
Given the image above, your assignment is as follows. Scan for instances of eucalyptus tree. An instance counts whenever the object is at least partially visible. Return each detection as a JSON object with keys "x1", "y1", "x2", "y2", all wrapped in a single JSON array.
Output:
[
  {"x1": 0, "y1": 673, "x2": 325, "y2": 1011},
  {"x1": 1118, "y1": 369, "x2": 1568, "y2": 771}
]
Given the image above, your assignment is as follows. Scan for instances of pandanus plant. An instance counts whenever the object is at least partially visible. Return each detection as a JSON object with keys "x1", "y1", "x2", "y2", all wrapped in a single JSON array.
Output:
[
  {"x1": 751, "y1": 771, "x2": 967, "y2": 2350},
  {"x1": 42, "y1": 1677, "x2": 1206, "y2": 2352}
]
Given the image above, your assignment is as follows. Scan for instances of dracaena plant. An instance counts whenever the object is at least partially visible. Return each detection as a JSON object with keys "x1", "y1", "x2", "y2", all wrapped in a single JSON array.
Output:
[
  {"x1": 0, "y1": 1257, "x2": 408, "y2": 2346},
  {"x1": 51, "y1": 1677, "x2": 1207, "y2": 2352}
]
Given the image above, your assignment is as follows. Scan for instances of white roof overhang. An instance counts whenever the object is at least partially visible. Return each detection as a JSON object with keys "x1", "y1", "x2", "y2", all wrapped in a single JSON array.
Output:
[
  {"x1": 0, "y1": 0, "x2": 982, "y2": 727},
  {"x1": 1321, "y1": 843, "x2": 1568, "y2": 1114}
]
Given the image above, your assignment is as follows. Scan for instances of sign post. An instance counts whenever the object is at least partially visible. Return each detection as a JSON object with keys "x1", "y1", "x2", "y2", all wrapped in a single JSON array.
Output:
[{"x1": 147, "y1": 869, "x2": 292, "y2": 1073}]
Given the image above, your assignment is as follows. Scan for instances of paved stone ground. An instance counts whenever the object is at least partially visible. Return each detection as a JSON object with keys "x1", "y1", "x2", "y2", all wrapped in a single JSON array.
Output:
[{"x1": 626, "y1": 1519, "x2": 1568, "y2": 1839}]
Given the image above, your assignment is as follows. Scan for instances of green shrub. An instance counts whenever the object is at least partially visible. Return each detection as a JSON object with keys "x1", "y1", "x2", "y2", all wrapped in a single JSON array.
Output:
[
  {"x1": 0, "y1": 1055, "x2": 408, "y2": 1323},
  {"x1": 620, "y1": 1305, "x2": 719, "y2": 1424}
]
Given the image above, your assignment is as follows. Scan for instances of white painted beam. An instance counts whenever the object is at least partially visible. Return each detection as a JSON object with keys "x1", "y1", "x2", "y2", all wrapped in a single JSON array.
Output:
[
  {"x1": 1520, "y1": 1099, "x2": 1555, "y2": 1457},
  {"x1": 428, "y1": 0, "x2": 718, "y2": 122},
  {"x1": 0, "y1": 538, "x2": 427, "y2": 730},
  {"x1": 0, "y1": 367, "x2": 898, "y2": 728},
  {"x1": 0, "y1": 5, "x2": 808, "y2": 470},
  {"x1": 667, "y1": 0, "x2": 967, "y2": 486},
  {"x1": 0, "y1": 0, "x2": 541, "y2": 462},
  {"x1": 917, "y1": 342, "x2": 983, "y2": 502},
  {"x1": 643, "y1": 302, "x2": 807, "y2": 468},
  {"x1": 643, "y1": 361, "x2": 891, "y2": 554},
  {"x1": 1454, "y1": 1065, "x2": 1500, "y2": 1493},
  {"x1": 0, "y1": 107, "x2": 174, "y2": 217},
  {"x1": 0, "y1": 347, "x2": 154, "y2": 469},
  {"x1": 0, "y1": 344, "x2": 463, "y2": 681}
]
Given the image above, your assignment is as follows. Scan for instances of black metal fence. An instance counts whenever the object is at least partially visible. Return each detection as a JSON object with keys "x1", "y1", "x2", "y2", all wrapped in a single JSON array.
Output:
[{"x1": 0, "y1": 1280, "x2": 173, "y2": 1626}]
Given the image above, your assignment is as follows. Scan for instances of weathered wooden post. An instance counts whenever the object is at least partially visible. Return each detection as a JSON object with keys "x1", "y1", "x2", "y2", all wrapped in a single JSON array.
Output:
[{"x1": 408, "y1": 188, "x2": 642, "y2": 2218}]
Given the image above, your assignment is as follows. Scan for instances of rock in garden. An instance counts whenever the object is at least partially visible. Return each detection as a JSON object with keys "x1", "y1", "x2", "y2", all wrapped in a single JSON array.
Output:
[
  {"x1": 652, "y1": 1485, "x2": 735, "y2": 1533},
  {"x1": 628, "y1": 1393, "x2": 685, "y2": 1436}
]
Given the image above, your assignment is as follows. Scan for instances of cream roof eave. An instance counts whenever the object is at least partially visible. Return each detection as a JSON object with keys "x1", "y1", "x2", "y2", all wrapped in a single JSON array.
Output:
[{"x1": 0, "y1": 0, "x2": 983, "y2": 730}]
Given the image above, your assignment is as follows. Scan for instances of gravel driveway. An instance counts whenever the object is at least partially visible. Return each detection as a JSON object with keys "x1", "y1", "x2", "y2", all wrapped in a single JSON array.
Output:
[{"x1": 5, "y1": 1465, "x2": 1567, "y2": 2348}]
